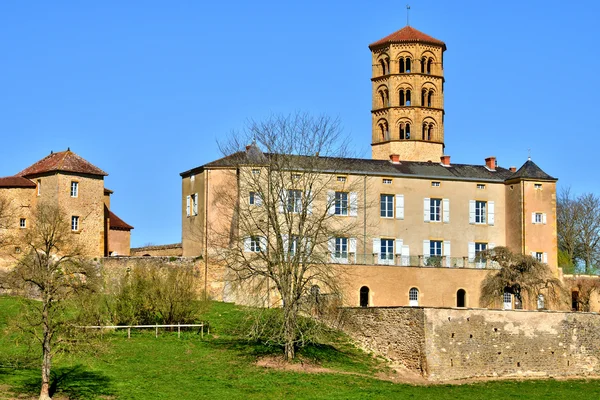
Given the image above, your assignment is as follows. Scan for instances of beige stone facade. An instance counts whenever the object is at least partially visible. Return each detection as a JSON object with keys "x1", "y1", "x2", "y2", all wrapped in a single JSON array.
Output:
[
  {"x1": 180, "y1": 26, "x2": 560, "y2": 310},
  {"x1": 0, "y1": 150, "x2": 133, "y2": 265}
]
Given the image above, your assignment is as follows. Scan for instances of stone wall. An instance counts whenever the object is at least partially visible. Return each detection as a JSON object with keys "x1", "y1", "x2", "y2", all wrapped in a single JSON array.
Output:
[
  {"x1": 342, "y1": 306, "x2": 600, "y2": 381},
  {"x1": 130, "y1": 243, "x2": 183, "y2": 257}
]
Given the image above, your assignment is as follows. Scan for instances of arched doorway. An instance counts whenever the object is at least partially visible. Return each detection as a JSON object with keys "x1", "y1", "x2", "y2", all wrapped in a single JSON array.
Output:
[
  {"x1": 456, "y1": 289, "x2": 466, "y2": 307},
  {"x1": 359, "y1": 286, "x2": 369, "y2": 307}
]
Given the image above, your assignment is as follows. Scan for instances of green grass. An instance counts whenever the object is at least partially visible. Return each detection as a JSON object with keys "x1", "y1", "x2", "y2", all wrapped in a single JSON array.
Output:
[{"x1": 2, "y1": 297, "x2": 600, "y2": 399}]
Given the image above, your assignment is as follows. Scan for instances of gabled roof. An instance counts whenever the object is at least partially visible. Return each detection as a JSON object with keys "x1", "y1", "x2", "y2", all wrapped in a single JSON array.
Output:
[
  {"x1": 509, "y1": 160, "x2": 557, "y2": 181},
  {"x1": 369, "y1": 26, "x2": 446, "y2": 50},
  {"x1": 108, "y1": 210, "x2": 134, "y2": 230},
  {"x1": 0, "y1": 176, "x2": 36, "y2": 189},
  {"x1": 17, "y1": 149, "x2": 108, "y2": 178}
]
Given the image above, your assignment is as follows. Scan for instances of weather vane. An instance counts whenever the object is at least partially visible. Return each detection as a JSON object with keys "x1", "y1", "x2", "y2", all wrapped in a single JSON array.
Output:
[
  {"x1": 407, "y1": 4, "x2": 411, "y2": 26},
  {"x1": 528, "y1": 148, "x2": 531, "y2": 161}
]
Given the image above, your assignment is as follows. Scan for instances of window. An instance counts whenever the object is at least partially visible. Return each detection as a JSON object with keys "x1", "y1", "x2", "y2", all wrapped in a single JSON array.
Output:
[
  {"x1": 70, "y1": 181, "x2": 78, "y2": 197},
  {"x1": 252, "y1": 169, "x2": 260, "y2": 175},
  {"x1": 457, "y1": 289, "x2": 466, "y2": 307},
  {"x1": 380, "y1": 239, "x2": 394, "y2": 263},
  {"x1": 19, "y1": 218, "x2": 26, "y2": 228},
  {"x1": 37, "y1": 179, "x2": 41, "y2": 196},
  {"x1": 335, "y1": 192, "x2": 348, "y2": 216},
  {"x1": 249, "y1": 237, "x2": 261, "y2": 252},
  {"x1": 430, "y1": 240, "x2": 442, "y2": 257},
  {"x1": 431, "y1": 181, "x2": 440, "y2": 187},
  {"x1": 287, "y1": 189, "x2": 302, "y2": 213},
  {"x1": 503, "y1": 292, "x2": 512, "y2": 310},
  {"x1": 399, "y1": 122, "x2": 410, "y2": 140},
  {"x1": 249, "y1": 192, "x2": 262, "y2": 206},
  {"x1": 409, "y1": 288, "x2": 419, "y2": 306},
  {"x1": 534, "y1": 183, "x2": 542, "y2": 189},
  {"x1": 532, "y1": 212, "x2": 546, "y2": 224},
  {"x1": 360, "y1": 286, "x2": 369, "y2": 307},
  {"x1": 399, "y1": 89, "x2": 411, "y2": 106},
  {"x1": 475, "y1": 242, "x2": 487, "y2": 268},
  {"x1": 477, "y1": 184, "x2": 486, "y2": 190},
  {"x1": 399, "y1": 57, "x2": 411, "y2": 73},
  {"x1": 337, "y1": 176, "x2": 347, "y2": 182},
  {"x1": 534, "y1": 252, "x2": 543, "y2": 262},
  {"x1": 430, "y1": 198, "x2": 441, "y2": 221},
  {"x1": 380, "y1": 194, "x2": 394, "y2": 218},
  {"x1": 191, "y1": 193, "x2": 198, "y2": 216},
  {"x1": 335, "y1": 237, "x2": 348, "y2": 260},
  {"x1": 292, "y1": 173, "x2": 301, "y2": 180},
  {"x1": 249, "y1": 192, "x2": 256, "y2": 205},
  {"x1": 190, "y1": 175, "x2": 195, "y2": 182},
  {"x1": 15, "y1": 246, "x2": 21, "y2": 254},
  {"x1": 382, "y1": 178, "x2": 392, "y2": 185},
  {"x1": 475, "y1": 201, "x2": 487, "y2": 224},
  {"x1": 71, "y1": 216, "x2": 79, "y2": 231}
]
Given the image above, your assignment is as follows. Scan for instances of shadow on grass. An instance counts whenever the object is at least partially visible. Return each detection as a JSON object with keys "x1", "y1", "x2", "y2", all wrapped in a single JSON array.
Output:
[{"x1": 13, "y1": 364, "x2": 114, "y2": 399}]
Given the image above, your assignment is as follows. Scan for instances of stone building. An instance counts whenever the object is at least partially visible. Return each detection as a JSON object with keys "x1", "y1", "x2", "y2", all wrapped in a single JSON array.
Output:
[
  {"x1": 0, "y1": 149, "x2": 133, "y2": 265},
  {"x1": 179, "y1": 26, "x2": 560, "y2": 310}
]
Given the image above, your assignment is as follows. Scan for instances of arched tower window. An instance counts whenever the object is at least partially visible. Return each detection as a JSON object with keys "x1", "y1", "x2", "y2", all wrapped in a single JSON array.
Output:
[
  {"x1": 399, "y1": 89, "x2": 411, "y2": 106},
  {"x1": 399, "y1": 57, "x2": 411, "y2": 73},
  {"x1": 428, "y1": 90, "x2": 434, "y2": 107},
  {"x1": 379, "y1": 57, "x2": 390, "y2": 75},
  {"x1": 360, "y1": 286, "x2": 369, "y2": 307},
  {"x1": 378, "y1": 120, "x2": 389, "y2": 141},
  {"x1": 427, "y1": 123, "x2": 434, "y2": 140},
  {"x1": 421, "y1": 89, "x2": 426, "y2": 106},
  {"x1": 400, "y1": 123, "x2": 411, "y2": 140},
  {"x1": 409, "y1": 287, "x2": 419, "y2": 306},
  {"x1": 377, "y1": 88, "x2": 389, "y2": 108},
  {"x1": 427, "y1": 58, "x2": 433, "y2": 74},
  {"x1": 457, "y1": 289, "x2": 466, "y2": 307},
  {"x1": 421, "y1": 57, "x2": 426, "y2": 73}
]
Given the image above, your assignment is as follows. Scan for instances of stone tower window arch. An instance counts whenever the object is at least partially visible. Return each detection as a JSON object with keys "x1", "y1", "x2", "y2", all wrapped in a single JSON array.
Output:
[
  {"x1": 398, "y1": 84, "x2": 413, "y2": 107},
  {"x1": 377, "y1": 119, "x2": 389, "y2": 141},
  {"x1": 398, "y1": 55, "x2": 412, "y2": 73},
  {"x1": 422, "y1": 119, "x2": 436, "y2": 141},
  {"x1": 377, "y1": 85, "x2": 389, "y2": 108},
  {"x1": 378, "y1": 55, "x2": 390, "y2": 76},
  {"x1": 398, "y1": 119, "x2": 412, "y2": 140}
]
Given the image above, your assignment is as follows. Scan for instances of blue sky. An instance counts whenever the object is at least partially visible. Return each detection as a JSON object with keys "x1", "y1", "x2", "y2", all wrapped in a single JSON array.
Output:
[{"x1": 1, "y1": 1, "x2": 598, "y2": 247}]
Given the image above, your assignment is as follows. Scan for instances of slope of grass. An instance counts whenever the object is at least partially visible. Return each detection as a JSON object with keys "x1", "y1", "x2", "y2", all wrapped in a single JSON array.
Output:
[{"x1": 1, "y1": 296, "x2": 600, "y2": 399}]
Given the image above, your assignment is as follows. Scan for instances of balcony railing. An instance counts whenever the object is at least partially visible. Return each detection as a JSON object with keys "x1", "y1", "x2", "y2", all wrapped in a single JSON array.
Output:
[{"x1": 329, "y1": 254, "x2": 499, "y2": 269}]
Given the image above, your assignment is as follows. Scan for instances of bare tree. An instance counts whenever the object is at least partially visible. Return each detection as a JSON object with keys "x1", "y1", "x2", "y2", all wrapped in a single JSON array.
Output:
[
  {"x1": 5, "y1": 202, "x2": 100, "y2": 400},
  {"x1": 480, "y1": 246, "x2": 563, "y2": 309},
  {"x1": 215, "y1": 113, "x2": 362, "y2": 360},
  {"x1": 564, "y1": 277, "x2": 600, "y2": 312},
  {"x1": 575, "y1": 193, "x2": 600, "y2": 274},
  {"x1": 0, "y1": 195, "x2": 15, "y2": 250},
  {"x1": 557, "y1": 187, "x2": 581, "y2": 272}
]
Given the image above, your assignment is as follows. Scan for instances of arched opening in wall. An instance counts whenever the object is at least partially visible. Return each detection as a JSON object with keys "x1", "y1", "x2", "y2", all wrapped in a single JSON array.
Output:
[
  {"x1": 572, "y1": 291, "x2": 579, "y2": 311},
  {"x1": 380, "y1": 58, "x2": 390, "y2": 75},
  {"x1": 427, "y1": 124, "x2": 434, "y2": 141},
  {"x1": 427, "y1": 58, "x2": 433, "y2": 74},
  {"x1": 428, "y1": 91, "x2": 433, "y2": 107},
  {"x1": 400, "y1": 123, "x2": 411, "y2": 140},
  {"x1": 399, "y1": 90, "x2": 405, "y2": 106},
  {"x1": 405, "y1": 90, "x2": 411, "y2": 106},
  {"x1": 405, "y1": 58, "x2": 411, "y2": 73},
  {"x1": 457, "y1": 289, "x2": 466, "y2": 307},
  {"x1": 409, "y1": 287, "x2": 419, "y2": 306},
  {"x1": 421, "y1": 89, "x2": 426, "y2": 106},
  {"x1": 421, "y1": 57, "x2": 426, "y2": 73},
  {"x1": 360, "y1": 286, "x2": 369, "y2": 307},
  {"x1": 537, "y1": 294, "x2": 545, "y2": 310},
  {"x1": 399, "y1": 90, "x2": 411, "y2": 106},
  {"x1": 378, "y1": 120, "x2": 389, "y2": 141}
]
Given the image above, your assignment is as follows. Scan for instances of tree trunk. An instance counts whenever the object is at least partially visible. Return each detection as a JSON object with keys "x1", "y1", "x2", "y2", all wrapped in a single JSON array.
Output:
[
  {"x1": 40, "y1": 296, "x2": 52, "y2": 400},
  {"x1": 283, "y1": 299, "x2": 296, "y2": 361}
]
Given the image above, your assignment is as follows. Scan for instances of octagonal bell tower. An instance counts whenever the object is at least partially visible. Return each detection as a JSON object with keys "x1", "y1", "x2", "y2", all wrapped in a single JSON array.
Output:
[{"x1": 370, "y1": 26, "x2": 446, "y2": 161}]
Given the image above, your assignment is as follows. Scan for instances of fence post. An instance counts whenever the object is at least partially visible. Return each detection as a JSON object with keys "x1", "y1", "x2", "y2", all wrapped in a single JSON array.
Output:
[
  {"x1": 155, "y1": 326, "x2": 158, "y2": 338},
  {"x1": 128, "y1": 327, "x2": 131, "y2": 339},
  {"x1": 178, "y1": 322, "x2": 181, "y2": 339},
  {"x1": 201, "y1": 324, "x2": 204, "y2": 339}
]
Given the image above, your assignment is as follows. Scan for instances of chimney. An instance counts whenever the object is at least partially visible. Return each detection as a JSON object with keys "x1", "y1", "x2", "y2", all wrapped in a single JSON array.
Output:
[
  {"x1": 389, "y1": 154, "x2": 400, "y2": 164},
  {"x1": 440, "y1": 155, "x2": 451, "y2": 166},
  {"x1": 509, "y1": 166, "x2": 517, "y2": 172},
  {"x1": 245, "y1": 145, "x2": 252, "y2": 151},
  {"x1": 485, "y1": 156, "x2": 496, "y2": 171}
]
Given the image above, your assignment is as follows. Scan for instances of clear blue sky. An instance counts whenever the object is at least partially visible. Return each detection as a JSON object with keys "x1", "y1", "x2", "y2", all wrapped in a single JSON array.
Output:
[{"x1": 1, "y1": 1, "x2": 598, "y2": 247}]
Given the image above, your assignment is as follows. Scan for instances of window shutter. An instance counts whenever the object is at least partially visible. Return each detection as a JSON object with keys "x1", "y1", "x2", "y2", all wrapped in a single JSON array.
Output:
[
  {"x1": 395, "y1": 239, "x2": 403, "y2": 254},
  {"x1": 469, "y1": 200, "x2": 476, "y2": 224},
  {"x1": 423, "y1": 198, "x2": 430, "y2": 222},
  {"x1": 489, "y1": 243, "x2": 495, "y2": 250},
  {"x1": 349, "y1": 192, "x2": 358, "y2": 217},
  {"x1": 349, "y1": 238, "x2": 357, "y2": 253},
  {"x1": 488, "y1": 201, "x2": 495, "y2": 225},
  {"x1": 531, "y1": 212, "x2": 536, "y2": 224},
  {"x1": 531, "y1": 251, "x2": 536, "y2": 257},
  {"x1": 328, "y1": 238, "x2": 335, "y2": 254},
  {"x1": 306, "y1": 191, "x2": 312, "y2": 214},
  {"x1": 444, "y1": 240, "x2": 451, "y2": 267},
  {"x1": 186, "y1": 195, "x2": 191, "y2": 217},
  {"x1": 327, "y1": 190, "x2": 335, "y2": 215},
  {"x1": 278, "y1": 191, "x2": 285, "y2": 213},
  {"x1": 401, "y1": 245, "x2": 410, "y2": 266},
  {"x1": 243, "y1": 237, "x2": 251, "y2": 252},
  {"x1": 193, "y1": 193, "x2": 198, "y2": 215},
  {"x1": 443, "y1": 198, "x2": 450, "y2": 223},
  {"x1": 423, "y1": 240, "x2": 430, "y2": 257},
  {"x1": 260, "y1": 236, "x2": 267, "y2": 252},
  {"x1": 256, "y1": 193, "x2": 263, "y2": 206},
  {"x1": 542, "y1": 213, "x2": 547, "y2": 224},
  {"x1": 543, "y1": 252, "x2": 548, "y2": 263},
  {"x1": 373, "y1": 238, "x2": 380, "y2": 254},
  {"x1": 468, "y1": 242, "x2": 475, "y2": 262},
  {"x1": 395, "y1": 194, "x2": 404, "y2": 220},
  {"x1": 282, "y1": 234, "x2": 289, "y2": 259}
]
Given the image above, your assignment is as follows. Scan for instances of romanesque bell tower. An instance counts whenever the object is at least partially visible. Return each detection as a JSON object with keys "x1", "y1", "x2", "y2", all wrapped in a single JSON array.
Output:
[{"x1": 369, "y1": 26, "x2": 446, "y2": 162}]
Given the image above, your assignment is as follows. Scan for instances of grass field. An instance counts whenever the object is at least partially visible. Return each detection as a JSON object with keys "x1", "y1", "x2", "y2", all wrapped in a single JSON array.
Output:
[{"x1": 1, "y1": 296, "x2": 600, "y2": 399}]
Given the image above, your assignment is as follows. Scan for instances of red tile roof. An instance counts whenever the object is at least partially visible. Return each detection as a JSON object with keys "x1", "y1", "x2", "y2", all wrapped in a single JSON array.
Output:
[
  {"x1": 0, "y1": 176, "x2": 36, "y2": 188},
  {"x1": 369, "y1": 26, "x2": 446, "y2": 50},
  {"x1": 17, "y1": 149, "x2": 108, "y2": 178},
  {"x1": 109, "y1": 210, "x2": 134, "y2": 230}
]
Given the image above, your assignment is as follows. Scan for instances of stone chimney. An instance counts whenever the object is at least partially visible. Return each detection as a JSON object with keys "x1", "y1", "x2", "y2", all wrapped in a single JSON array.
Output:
[
  {"x1": 509, "y1": 166, "x2": 517, "y2": 172},
  {"x1": 440, "y1": 155, "x2": 451, "y2": 166},
  {"x1": 389, "y1": 154, "x2": 400, "y2": 164},
  {"x1": 485, "y1": 156, "x2": 496, "y2": 171}
]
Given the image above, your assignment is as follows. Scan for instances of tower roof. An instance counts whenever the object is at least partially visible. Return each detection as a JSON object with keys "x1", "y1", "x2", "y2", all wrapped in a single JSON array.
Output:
[
  {"x1": 369, "y1": 26, "x2": 446, "y2": 50},
  {"x1": 509, "y1": 160, "x2": 557, "y2": 181},
  {"x1": 17, "y1": 149, "x2": 108, "y2": 178}
]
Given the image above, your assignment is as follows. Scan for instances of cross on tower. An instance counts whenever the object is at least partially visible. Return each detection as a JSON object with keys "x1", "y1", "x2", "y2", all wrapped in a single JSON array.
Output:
[{"x1": 406, "y1": 4, "x2": 411, "y2": 26}]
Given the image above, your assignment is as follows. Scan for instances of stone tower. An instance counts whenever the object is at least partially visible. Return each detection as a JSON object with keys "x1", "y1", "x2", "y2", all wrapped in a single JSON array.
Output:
[{"x1": 369, "y1": 26, "x2": 446, "y2": 162}]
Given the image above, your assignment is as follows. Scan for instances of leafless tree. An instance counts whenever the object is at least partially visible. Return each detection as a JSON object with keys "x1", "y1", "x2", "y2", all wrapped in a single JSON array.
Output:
[
  {"x1": 215, "y1": 113, "x2": 363, "y2": 360},
  {"x1": 557, "y1": 187, "x2": 580, "y2": 271},
  {"x1": 0, "y1": 195, "x2": 15, "y2": 250},
  {"x1": 4, "y1": 202, "x2": 100, "y2": 400},
  {"x1": 575, "y1": 193, "x2": 600, "y2": 274},
  {"x1": 479, "y1": 246, "x2": 563, "y2": 309}
]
